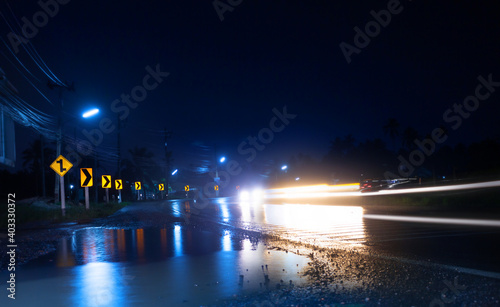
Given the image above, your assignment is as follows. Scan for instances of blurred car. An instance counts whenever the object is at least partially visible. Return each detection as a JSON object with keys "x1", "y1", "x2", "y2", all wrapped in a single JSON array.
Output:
[
  {"x1": 238, "y1": 187, "x2": 264, "y2": 203},
  {"x1": 360, "y1": 178, "x2": 416, "y2": 192}
]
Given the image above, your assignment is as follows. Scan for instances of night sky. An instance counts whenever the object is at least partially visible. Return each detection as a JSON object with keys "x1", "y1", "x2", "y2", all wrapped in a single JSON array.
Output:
[{"x1": 2, "y1": 0, "x2": 500, "y2": 174}]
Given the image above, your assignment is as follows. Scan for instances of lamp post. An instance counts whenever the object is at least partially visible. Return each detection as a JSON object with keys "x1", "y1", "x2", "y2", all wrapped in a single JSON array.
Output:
[
  {"x1": 276, "y1": 164, "x2": 288, "y2": 182},
  {"x1": 215, "y1": 156, "x2": 225, "y2": 197},
  {"x1": 164, "y1": 129, "x2": 172, "y2": 198},
  {"x1": 81, "y1": 108, "x2": 100, "y2": 208},
  {"x1": 48, "y1": 80, "x2": 74, "y2": 203}
]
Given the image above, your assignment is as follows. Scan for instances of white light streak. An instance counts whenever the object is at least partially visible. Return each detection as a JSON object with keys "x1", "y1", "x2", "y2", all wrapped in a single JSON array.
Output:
[{"x1": 363, "y1": 214, "x2": 500, "y2": 227}]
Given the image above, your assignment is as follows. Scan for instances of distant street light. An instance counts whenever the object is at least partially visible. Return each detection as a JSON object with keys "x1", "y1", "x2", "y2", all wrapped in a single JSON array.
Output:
[
  {"x1": 171, "y1": 169, "x2": 178, "y2": 175},
  {"x1": 220, "y1": 156, "x2": 226, "y2": 163},
  {"x1": 295, "y1": 177, "x2": 300, "y2": 181},
  {"x1": 82, "y1": 108, "x2": 100, "y2": 118},
  {"x1": 281, "y1": 165, "x2": 288, "y2": 170}
]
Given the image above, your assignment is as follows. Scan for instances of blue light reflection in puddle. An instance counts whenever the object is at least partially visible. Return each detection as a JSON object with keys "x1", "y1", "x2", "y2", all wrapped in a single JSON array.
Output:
[{"x1": 11, "y1": 225, "x2": 310, "y2": 306}]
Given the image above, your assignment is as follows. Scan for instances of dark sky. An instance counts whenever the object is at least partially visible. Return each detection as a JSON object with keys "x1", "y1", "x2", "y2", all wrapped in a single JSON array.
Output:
[{"x1": 2, "y1": 0, "x2": 500, "y2": 173}]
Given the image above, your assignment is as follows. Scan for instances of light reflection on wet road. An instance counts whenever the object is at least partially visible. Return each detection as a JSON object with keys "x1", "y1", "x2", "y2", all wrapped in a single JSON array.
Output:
[
  {"x1": 8, "y1": 223, "x2": 309, "y2": 307},
  {"x1": 190, "y1": 197, "x2": 500, "y2": 273}
]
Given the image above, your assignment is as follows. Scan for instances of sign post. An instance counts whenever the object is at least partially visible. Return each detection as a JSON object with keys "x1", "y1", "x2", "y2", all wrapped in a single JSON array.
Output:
[
  {"x1": 159, "y1": 184, "x2": 164, "y2": 199},
  {"x1": 50, "y1": 155, "x2": 73, "y2": 215},
  {"x1": 135, "y1": 182, "x2": 141, "y2": 200},
  {"x1": 102, "y1": 175, "x2": 111, "y2": 203},
  {"x1": 115, "y1": 179, "x2": 123, "y2": 203},
  {"x1": 80, "y1": 168, "x2": 93, "y2": 210}
]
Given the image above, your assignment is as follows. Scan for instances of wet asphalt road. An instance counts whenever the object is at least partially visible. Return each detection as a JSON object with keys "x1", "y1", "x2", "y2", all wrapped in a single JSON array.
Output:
[
  {"x1": 181, "y1": 196, "x2": 500, "y2": 275},
  {"x1": 2, "y1": 196, "x2": 500, "y2": 306}
]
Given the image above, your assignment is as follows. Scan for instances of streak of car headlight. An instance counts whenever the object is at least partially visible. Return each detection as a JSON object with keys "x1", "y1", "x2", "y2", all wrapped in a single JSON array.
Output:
[
  {"x1": 265, "y1": 183, "x2": 361, "y2": 199},
  {"x1": 252, "y1": 188, "x2": 263, "y2": 200},
  {"x1": 239, "y1": 190, "x2": 250, "y2": 201}
]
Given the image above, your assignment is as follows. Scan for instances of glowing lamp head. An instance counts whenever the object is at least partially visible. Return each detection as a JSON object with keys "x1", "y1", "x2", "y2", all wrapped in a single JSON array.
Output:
[{"x1": 82, "y1": 108, "x2": 100, "y2": 118}]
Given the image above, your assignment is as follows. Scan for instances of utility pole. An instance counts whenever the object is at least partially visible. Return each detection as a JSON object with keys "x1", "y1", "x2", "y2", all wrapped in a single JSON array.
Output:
[
  {"x1": 94, "y1": 150, "x2": 98, "y2": 203},
  {"x1": 214, "y1": 144, "x2": 220, "y2": 197},
  {"x1": 40, "y1": 134, "x2": 46, "y2": 198},
  {"x1": 117, "y1": 115, "x2": 121, "y2": 178},
  {"x1": 117, "y1": 114, "x2": 122, "y2": 203},
  {"x1": 48, "y1": 80, "x2": 74, "y2": 202},
  {"x1": 164, "y1": 129, "x2": 172, "y2": 198}
]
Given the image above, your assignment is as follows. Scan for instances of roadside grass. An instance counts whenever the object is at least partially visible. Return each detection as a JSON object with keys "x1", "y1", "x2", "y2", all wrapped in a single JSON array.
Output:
[{"x1": 0, "y1": 202, "x2": 129, "y2": 229}]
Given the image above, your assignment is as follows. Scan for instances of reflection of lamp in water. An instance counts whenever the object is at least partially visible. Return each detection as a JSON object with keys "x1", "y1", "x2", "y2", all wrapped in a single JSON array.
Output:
[
  {"x1": 161, "y1": 228, "x2": 167, "y2": 257},
  {"x1": 136, "y1": 229, "x2": 145, "y2": 261},
  {"x1": 79, "y1": 262, "x2": 118, "y2": 306},
  {"x1": 220, "y1": 202, "x2": 230, "y2": 222},
  {"x1": 56, "y1": 237, "x2": 76, "y2": 267},
  {"x1": 264, "y1": 204, "x2": 366, "y2": 246},
  {"x1": 174, "y1": 225, "x2": 182, "y2": 257},
  {"x1": 222, "y1": 231, "x2": 231, "y2": 252},
  {"x1": 117, "y1": 229, "x2": 126, "y2": 256},
  {"x1": 183, "y1": 201, "x2": 191, "y2": 222}
]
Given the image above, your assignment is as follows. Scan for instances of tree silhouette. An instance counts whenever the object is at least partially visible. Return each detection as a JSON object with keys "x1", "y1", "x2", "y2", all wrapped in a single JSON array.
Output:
[
  {"x1": 383, "y1": 118, "x2": 400, "y2": 152},
  {"x1": 122, "y1": 146, "x2": 159, "y2": 199},
  {"x1": 22, "y1": 139, "x2": 54, "y2": 197},
  {"x1": 402, "y1": 127, "x2": 419, "y2": 150}
]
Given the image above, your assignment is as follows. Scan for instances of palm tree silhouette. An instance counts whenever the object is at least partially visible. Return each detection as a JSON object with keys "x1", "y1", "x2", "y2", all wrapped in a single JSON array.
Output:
[{"x1": 402, "y1": 127, "x2": 420, "y2": 150}]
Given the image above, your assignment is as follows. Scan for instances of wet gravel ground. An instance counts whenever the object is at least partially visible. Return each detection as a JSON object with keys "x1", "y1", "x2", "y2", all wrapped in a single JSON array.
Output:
[
  {"x1": 219, "y1": 237, "x2": 500, "y2": 306},
  {"x1": 0, "y1": 226, "x2": 74, "y2": 269},
  {"x1": 2, "y1": 201, "x2": 500, "y2": 306}
]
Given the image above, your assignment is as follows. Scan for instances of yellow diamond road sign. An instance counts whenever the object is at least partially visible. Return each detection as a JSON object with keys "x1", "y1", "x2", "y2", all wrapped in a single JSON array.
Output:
[
  {"x1": 80, "y1": 168, "x2": 93, "y2": 187},
  {"x1": 135, "y1": 182, "x2": 141, "y2": 190},
  {"x1": 50, "y1": 155, "x2": 73, "y2": 177},
  {"x1": 115, "y1": 179, "x2": 123, "y2": 190},
  {"x1": 159, "y1": 184, "x2": 164, "y2": 191},
  {"x1": 102, "y1": 175, "x2": 112, "y2": 189},
  {"x1": 214, "y1": 185, "x2": 219, "y2": 191}
]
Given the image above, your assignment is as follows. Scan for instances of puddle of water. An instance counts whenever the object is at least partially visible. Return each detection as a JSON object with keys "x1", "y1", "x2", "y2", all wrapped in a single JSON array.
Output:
[{"x1": 5, "y1": 225, "x2": 310, "y2": 306}]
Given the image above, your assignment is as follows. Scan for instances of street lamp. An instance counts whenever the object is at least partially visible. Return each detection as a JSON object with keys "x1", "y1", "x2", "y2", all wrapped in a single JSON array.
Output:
[
  {"x1": 281, "y1": 165, "x2": 288, "y2": 171},
  {"x1": 215, "y1": 155, "x2": 226, "y2": 197},
  {"x1": 81, "y1": 107, "x2": 100, "y2": 205},
  {"x1": 171, "y1": 169, "x2": 178, "y2": 176},
  {"x1": 55, "y1": 106, "x2": 101, "y2": 213},
  {"x1": 82, "y1": 108, "x2": 99, "y2": 118}
]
